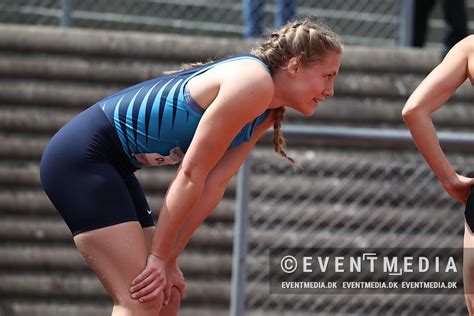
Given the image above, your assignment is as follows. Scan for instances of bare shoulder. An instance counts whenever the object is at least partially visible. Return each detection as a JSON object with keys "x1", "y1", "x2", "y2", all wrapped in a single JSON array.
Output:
[
  {"x1": 212, "y1": 58, "x2": 275, "y2": 112},
  {"x1": 457, "y1": 35, "x2": 474, "y2": 51},
  {"x1": 220, "y1": 58, "x2": 274, "y2": 92},
  {"x1": 222, "y1": 58, "x2": 273, "y2": 81},
  {"x1": 454, "y1": 36, "x2": 474, "y2": 85},
  {"x1": 445, "y1": 35, "x2": 474, "y2": 60},
  {"x1": 186, "y1": 56, "x2": 274, "y2": 111}
]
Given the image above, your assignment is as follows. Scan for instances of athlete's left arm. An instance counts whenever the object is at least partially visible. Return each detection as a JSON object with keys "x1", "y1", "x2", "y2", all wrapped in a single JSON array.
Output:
[{"x1": 167, "y1": 111, "x2": 275, "y2": 264}]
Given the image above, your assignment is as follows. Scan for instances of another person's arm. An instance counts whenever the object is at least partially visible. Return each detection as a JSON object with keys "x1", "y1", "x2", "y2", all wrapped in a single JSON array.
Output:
[{"x1": 402, "y1": 35, "x2": 474, "y2": 204}]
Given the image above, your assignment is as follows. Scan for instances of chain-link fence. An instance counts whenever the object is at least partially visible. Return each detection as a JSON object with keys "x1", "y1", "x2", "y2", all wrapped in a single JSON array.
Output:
[
  {"x1": 239, "y1": 146, "x2": 469, "y2": 315},
  {"x1": 0, "y1": 0, "x2": 469, "y2": 47}
]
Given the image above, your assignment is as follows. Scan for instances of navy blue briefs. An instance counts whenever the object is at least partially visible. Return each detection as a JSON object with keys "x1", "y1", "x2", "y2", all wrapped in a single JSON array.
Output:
[
  {"x1": 40, "y1": 104, "x2": 155, "y2": 236},
  {"x1": 466, "y1": 186, "x2": 474, "y2": 232}
]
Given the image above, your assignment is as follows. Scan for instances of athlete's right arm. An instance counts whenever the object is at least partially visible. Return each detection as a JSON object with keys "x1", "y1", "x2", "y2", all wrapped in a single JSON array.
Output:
[{"x1": 402, "y1": 35, "x2": 474, "y2": 204}]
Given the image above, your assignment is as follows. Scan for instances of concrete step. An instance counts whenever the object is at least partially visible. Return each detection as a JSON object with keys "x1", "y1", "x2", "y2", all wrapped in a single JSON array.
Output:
[
  {"x1": 0, "y1": 217, "x2": 234, "y2": 248},
  {"x1": 3, "y1": 130, "x2": 470, "y2": 163},
  {"x1": 0, "y1": 302, "x2": 229, "y2": 316},
  {"x1": 0, "y1": 216, "x2": 461, "y2": 249},
  {"x1": 0, "y1": 297, "x2": 465, "y2": 316},
  {"x1": 4, "y1": 69, "x2": 474, "y2": 106},
  {"x1": 0, "y1": 159, "x2": 456, "y2": 209},
  {"x1": 0, "y1": 54, "x2": 176, "y2": 84},
  {"x1": 0, "y1": 189, "x2": 235, "y2": 224},
  {"x1": 0, "y1": 187, "x2": 461, "y2": 236},
  {"x1": 4, "y1": 93, "x2": 474, "y2": 133},
  {"x1": 0, "y1": 42, "x2": 442, "y2": 77},
  {"x1": 0, "y1": 273, "x2": 465, "y2": 313},
  {"x1": 0, "y1": 134, "x2": 46, "y2": 161},
  {"x1": 0, "y1": 272, "x2": 229, "y2": 303},
  {"x1": 2, "y1": 301, "x2": 353, "y2": 316},
  {"x1": 0, "y1": 23, "x2": 444, "y2": 73},
  {"x1": 0, "y1": 80, "x2": 116, "y2": 107},
  {"x1": 0, "y1": 245, "x2": 232, "y2": 277},
  {"x1": 0, "y1": 132, "x2": 424, "y2": 163},
  {"x1": 0, "y1": 242, "x2": 462, "y2": 282},
  {"x1": 0, "y1": 24, "x2": 242, "y2": 61}
]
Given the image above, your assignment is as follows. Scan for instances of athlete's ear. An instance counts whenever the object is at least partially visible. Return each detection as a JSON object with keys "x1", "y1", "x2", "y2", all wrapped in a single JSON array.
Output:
[{"x1": 286, "y1": 56, "x2": 302, "y2": 78}]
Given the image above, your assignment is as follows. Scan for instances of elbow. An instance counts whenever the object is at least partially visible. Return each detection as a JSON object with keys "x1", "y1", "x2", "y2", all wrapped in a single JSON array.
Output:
[
  {"x1": 401, "y1": 107, "x2": 411, "y2": 123},
  {"x1": 401, "y1": 103, "x2": 414, "y2": 120},
  {"x1": 401, "y1": 102, "x2": 422, "y2": 124},
  {"x1": 179, "y1": 163, "x2": 209, "y2": 188}
]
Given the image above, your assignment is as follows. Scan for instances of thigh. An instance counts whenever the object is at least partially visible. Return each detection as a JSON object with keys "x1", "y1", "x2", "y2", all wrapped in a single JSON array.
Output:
[
  {"x1": 73, "y1": 221, "x2": 163, "y2": 310},
  {"x1": 143, "y1": 226, "x2": 155, "y2": 251},
  {"x1": 124, "y1": 174, "x2": 155, "y2": 230}
]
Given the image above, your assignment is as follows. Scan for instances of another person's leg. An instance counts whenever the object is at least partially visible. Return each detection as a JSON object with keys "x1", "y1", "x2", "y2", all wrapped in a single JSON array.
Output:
[
  {"x1": 275, "y1": 0, "x2": 298, "y2": 27},
  {"x1": 441, "y1": 0, "x2": 468, "y2": 50},
  {"x1": 412, "y1": 0, "x2": 436, "y2": 47},
  {"x1": 243, "y1": 0, "x2": 264, "y2": 38}
]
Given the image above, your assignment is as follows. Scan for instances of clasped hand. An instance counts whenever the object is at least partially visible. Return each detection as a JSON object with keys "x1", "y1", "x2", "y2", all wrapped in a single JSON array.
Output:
[{"x1": 130, "y1": 254, "x2": 185, "y2": 305}]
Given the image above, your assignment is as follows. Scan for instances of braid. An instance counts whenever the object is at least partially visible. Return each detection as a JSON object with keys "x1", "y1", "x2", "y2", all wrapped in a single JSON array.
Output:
[{"x1": 272, "y1": 106, "x2": 297, "y2": 165}]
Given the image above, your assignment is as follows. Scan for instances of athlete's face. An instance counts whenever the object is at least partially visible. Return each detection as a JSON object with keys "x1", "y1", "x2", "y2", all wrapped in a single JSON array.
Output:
[{"x1": 285, "y1": 52, "x2": 341, "y2": 116}]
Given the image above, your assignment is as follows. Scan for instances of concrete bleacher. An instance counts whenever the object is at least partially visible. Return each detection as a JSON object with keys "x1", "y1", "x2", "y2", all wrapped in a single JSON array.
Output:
[{"x1": 1, "y1": 23, "x2": 474, "y2": 315}]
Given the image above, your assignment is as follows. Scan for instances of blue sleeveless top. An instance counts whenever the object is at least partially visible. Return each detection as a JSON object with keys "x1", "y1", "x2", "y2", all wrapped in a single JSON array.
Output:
[{"x1": 97, "y1": 54, "x2": 271, "y2": 168}]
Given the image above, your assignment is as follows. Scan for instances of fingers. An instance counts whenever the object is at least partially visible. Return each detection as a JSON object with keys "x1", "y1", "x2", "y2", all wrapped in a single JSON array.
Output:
[
  {"x1": 130, "y1": 272, "x2": 156, "y2": 294},
  {"x1": 130, "y1": 269, "x2": 166, "y2": 303},
  {"x1": 163, "y1": 284, "x2": 171, "y2": 305},
  {"x1": 175, "y1": 282, "x2": 185, "y2": 298},
  {"x1": 131, "y1": 276, "x2": 166, "y2": 303},
  {"x1": 137, "y1": 283, "x2": 166, "y2": 303},
  {"x1": 131, "y1": 268, "x2": 152, "y2": 287}
]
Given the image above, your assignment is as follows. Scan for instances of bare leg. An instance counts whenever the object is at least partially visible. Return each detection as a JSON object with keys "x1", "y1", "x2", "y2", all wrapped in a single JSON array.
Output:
[
  {"x1": 143, "y1": 227, "x2": 182, "y2": 316},
  {"x1": 464, "y1": 221, "x2": 474, "y2": 315},
  {"x1": 74, "y1": 222, "x2": 163, "y2": 316}
]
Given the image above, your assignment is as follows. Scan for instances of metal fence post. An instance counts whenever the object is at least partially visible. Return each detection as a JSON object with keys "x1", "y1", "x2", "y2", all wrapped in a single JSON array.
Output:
[
  {"x1": 230, "y1": 156, "x2": 251, "y2": 316},
  {"x1": 399, "y1": 0, "x2": 415, "y2": 46},
  {"x1": 61, "y1": 0, "x2": 72, "y2": 27}
]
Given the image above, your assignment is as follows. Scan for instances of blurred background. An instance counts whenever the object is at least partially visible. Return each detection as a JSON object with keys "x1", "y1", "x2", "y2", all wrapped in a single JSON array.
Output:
[
  {"x1": 1, "y1": 1, "x2": 474, "y2": 315},
  {"x1": 0, "y1": 0, "x2": 470, "y2": 47}
]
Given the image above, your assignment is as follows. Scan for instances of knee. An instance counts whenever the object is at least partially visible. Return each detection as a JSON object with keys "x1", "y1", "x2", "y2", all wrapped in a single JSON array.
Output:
[{"x1": 114, "y1": 291, "x2": 164, "y2": 315}]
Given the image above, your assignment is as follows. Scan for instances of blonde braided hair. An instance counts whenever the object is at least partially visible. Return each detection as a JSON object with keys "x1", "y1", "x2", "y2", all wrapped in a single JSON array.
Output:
[{"x1": 251, "y1": 18, "x2": 342, "y2": 165}]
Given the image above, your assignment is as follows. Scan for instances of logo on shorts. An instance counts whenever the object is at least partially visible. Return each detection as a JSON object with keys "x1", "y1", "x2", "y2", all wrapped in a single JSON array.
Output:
[{"x1": 147, "y1": 208, "x2": 152, "y2": 214}]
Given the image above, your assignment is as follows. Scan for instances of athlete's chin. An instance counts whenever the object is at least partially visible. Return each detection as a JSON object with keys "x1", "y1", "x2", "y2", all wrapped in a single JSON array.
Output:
[
  {"x1": 301, "y1": 106, "x2": 316, "y2": 117},
  {"x1": 292, "y1": 103, "x2": 317, "y2": 116}
]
